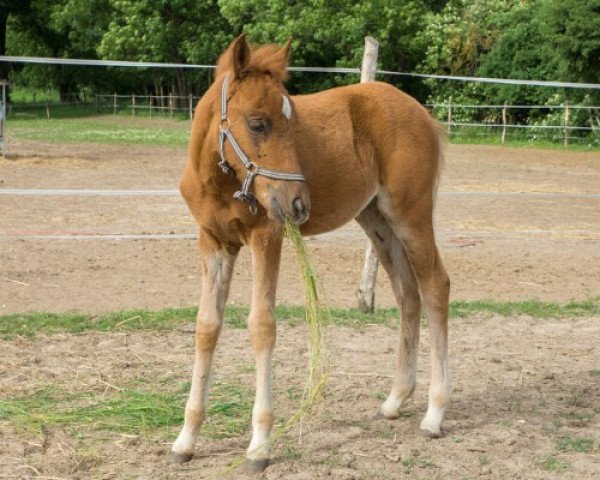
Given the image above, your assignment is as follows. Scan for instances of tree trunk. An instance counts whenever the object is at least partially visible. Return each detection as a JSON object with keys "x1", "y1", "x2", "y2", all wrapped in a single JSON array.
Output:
[{"x1": 0, "y1": 10, "x2": 10, "y2": 84}]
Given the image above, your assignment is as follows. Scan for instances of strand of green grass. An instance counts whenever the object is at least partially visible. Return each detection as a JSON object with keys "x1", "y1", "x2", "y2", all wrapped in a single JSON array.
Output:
[{"x1": 284, "y1": 218, "x2": 329, "y2": 402}]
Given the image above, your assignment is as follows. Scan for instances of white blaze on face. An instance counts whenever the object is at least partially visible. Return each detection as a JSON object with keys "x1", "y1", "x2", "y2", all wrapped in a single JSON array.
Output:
[{"x1": 282, "y1": 95, "x2": 292, "y2": 120}]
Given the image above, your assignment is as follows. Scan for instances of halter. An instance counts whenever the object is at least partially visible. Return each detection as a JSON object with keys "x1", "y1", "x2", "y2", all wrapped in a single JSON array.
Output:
[{"x1": 218, "y1": 73, "x2": 305, "y2": 214}]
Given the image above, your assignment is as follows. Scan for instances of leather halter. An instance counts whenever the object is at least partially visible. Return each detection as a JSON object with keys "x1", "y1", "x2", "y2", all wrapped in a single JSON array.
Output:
[{"x1": 218, "y1": 73, "x2": 305, "y2": 214}]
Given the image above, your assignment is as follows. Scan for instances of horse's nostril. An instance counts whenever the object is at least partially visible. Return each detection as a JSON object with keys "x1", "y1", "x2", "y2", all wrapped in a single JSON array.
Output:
[{"x1": 292, "y1": 197, "x2": 305, "y2": 215}]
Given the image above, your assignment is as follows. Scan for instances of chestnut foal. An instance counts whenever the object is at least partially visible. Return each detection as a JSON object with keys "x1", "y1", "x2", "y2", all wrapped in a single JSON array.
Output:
[{"x1": 171, "y1": 35, "x2": 450, "y2": 471}]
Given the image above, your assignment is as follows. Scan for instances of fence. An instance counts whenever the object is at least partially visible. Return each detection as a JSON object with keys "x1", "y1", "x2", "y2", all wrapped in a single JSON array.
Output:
[
  {"x1": 96, "y1": 93, "x2": 199, "y2": 119},
  {"x1": 4, "y1": 54, "x2": 600, "y2": 146},
  {"x1": 0, "y1": 80, "x2": 7, "y2": 155},
  {"x1": 429, "y1": 101, "x2": 599, "y2": 146},
  {"x1": 9, "y1": 92, "x2": 599, "y2": 146}
]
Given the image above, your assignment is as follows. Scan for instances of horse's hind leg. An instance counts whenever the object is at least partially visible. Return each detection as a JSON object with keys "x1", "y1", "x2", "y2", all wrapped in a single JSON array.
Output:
[
  {"x1": 356, "y1": 200, "x2": 422, "y2": 418},
  {"x1": 171, "y1": 230, "x2": 239, "y2": 463},
  {"x1": 378, "y1": 193, "x2": 451, "y2": 437}
]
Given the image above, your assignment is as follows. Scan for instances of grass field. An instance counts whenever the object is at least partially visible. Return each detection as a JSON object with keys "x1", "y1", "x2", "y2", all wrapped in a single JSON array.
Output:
[
  {"x1": 6, "y1": 108, "x2": 599, "y2": 150},
  {"x1": 8, "y1": 115, "x2": 190, "y2": 147},
  {"x1": 1, "y1": 299, "x2": 599, "y2": 340}
]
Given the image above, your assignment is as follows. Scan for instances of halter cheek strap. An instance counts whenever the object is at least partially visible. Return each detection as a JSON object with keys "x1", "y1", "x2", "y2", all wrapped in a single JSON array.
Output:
[{"x1": 218, "y1": 73, "x2": 305, "y2": 214}]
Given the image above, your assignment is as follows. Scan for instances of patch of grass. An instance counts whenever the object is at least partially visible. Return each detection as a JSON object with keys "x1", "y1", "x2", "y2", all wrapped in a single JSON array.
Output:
[
  {"x1": 449, "y1": 133, "x2": 600, "y2": 151},
  {"x1": 450, "y1": 299, "x2": 600, "y2": 319},
  {"x1": 566, "y1": 411, "x2": 594, "y2": 422},
  {"x1": 0, "y1": 307, "x2": 199, "y2": 339},
  {"x1": 589, "y1": 369, "x2": 600, "y2": 377},
  {"x1": 1, "y1": 299, "x2": 598, "y2": 339},
  {"x1": 542, "y1": 456, "x2": 570, "y2": 472},
  {"x1": 8, "y1": 116, "x2": 190, "y2": 146},
  {"x1": 401, "y1": 456, "x2": 416, "y2": 473},
  {"x1": 0, "y1": 380, "x2": 251, "y2": 440},
  {"x1": 557, "y1": 435, "x2": 595, "y2": 453},
  {"x1": 374, "y1": 390, "x2": 387, "y2": 401}
]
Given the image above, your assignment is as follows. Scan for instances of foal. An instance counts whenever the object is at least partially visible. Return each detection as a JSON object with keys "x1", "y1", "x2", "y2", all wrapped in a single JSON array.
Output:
[{"x1": 171, "y1": 35, "x2": 450, "y2": 471}]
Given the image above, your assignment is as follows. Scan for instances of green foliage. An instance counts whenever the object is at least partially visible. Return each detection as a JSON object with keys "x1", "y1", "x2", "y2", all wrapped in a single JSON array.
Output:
[
  {"x1": 219, "y1": 0, "x2": 430, "y2": 95},
  {"x1": 419, "y1": 0, "x2": 599, "y2": 141},
  {"x1": 3, "y1": 0, "x2": 598, "y2": 138},
  {"x1": 542, "y1": 0, "x2": 600, "y2": 85},
  {"x1": 477, "y1": 2, "x2": 566, "y2": 109}
]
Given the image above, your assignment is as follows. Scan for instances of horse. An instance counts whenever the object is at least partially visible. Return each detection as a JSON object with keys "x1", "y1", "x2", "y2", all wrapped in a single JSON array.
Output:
[{"x1": 171, "y1": 34, "x2": 450, "y2": 472}]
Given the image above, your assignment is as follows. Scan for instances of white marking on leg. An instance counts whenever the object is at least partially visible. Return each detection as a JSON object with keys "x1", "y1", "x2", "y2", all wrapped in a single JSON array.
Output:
[
  {"x1": 247, "y1": 334, "x2": 274, "y2": 461},
  {"x1": 381, "y1": 360, "x2": 417, "y2": 418},
  {"x1": 421, "y1": 358, "x2": 450, "y2": 435},
  {"x1": 172, "y1": 249, "x2": 236, "y2": 456},
  {"x1": 282, "y1": 95, "x2": 292, "y2": 119}
]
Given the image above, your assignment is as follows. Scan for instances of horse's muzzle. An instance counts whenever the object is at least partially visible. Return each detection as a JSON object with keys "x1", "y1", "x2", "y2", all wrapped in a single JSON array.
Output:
[{"x1": 270, "y1": 196, "x2": 310, "y2": 225}]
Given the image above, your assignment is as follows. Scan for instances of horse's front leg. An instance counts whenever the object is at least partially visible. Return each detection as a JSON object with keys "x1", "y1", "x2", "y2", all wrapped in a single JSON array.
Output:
[
  {"x1": 245, "y1": 229, "x2": 282, "y2": 472},
  {"x1": 171, "y1": 231, "x2": 239, "y2": 463}
]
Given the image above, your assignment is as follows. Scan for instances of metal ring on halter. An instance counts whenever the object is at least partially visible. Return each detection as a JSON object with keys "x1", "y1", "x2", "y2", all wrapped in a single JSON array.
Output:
[{"x1": 219, "y1": 117, "x2": 231, "y2": 130}]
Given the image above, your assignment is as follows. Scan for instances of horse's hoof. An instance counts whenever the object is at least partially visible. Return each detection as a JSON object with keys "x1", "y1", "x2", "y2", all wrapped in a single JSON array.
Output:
[
  {"x1": 375, "y1": 411, "x2": 399, "y2": 420},
  {"x1": 245, "y1": 458, "x2": 269, "y2": 473},
  {"x1": 421, "y1": 427, "x2": 444, "y2": 439},
  {"x1": 169, "y1": 451, "x2": 194, "y2": 464}
]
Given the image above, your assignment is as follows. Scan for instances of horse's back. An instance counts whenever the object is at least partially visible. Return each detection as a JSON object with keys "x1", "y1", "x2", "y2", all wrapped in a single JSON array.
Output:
[{"x1": 293, "y1": 82, "x2": 442, "y2": 235}]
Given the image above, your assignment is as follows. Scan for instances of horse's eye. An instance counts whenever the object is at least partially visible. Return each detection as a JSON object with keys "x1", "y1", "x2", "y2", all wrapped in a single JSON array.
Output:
[{"x1": 247, "y1": 118, "x2": 268, "y2": 134}]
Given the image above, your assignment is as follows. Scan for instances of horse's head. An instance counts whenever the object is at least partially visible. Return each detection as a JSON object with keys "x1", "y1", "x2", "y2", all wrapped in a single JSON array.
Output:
[{"x1": 214, "y1": 35, "x2": 310, "y2": 225}]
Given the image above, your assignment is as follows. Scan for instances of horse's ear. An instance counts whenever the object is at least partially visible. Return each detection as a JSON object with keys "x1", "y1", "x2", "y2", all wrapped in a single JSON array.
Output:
[
  {"x1": 232, "y1": 34, "x2": 251, "y2": 79},
  {"x1": 280, "y1": 37, "x2": 293, "y2": 63}
]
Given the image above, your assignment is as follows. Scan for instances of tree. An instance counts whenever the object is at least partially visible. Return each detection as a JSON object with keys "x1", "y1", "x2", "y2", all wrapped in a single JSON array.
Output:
[
  {"x1": 218, "y1": 0, "x2": 432, "y2": 97},
  {"x1": 7, "y1": 0, "x2": 113, "y2": 100},
  {"x1": 542, "y1": 0, "x2": 600, "y2": 85},
  {"x1": 0, "y1": 0, "x2": 32, "y2": 80},
  {"x1": 476, "y1": 1, "x2": 566, "y2": 112},
  {"x1": 99, "y1": 0, "x2": 233, "y2": 99}
]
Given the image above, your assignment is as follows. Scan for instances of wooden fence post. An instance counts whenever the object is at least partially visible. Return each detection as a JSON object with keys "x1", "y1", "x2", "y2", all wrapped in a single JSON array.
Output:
[
  {"x1": 113, "y1": 92, "x2": 117, "y2": 116},
  {"x1": 447, "y1": 96, "x2": 453, "y2": 135},
  {"x1": 169, "y1": 94, "x2": 173, "y2": 117},
  {"x1": 564, "y1": 101, "x2": 570, "y2": 147},
  {"x1": 149, "y1": 96, "x2": 153, "y2": 118},
  {"x1": 356, "y1": 36, "x2": 379, "y2": 314},
  {"x1": 131, "y1": 93, "x2": 135, "y2": 116},
  {"x1": 188, "y1": 93, "x2": 193, "y2": 120},
  {"x1": 501, "y1": 102, "x2": 507, "y2": 144}
]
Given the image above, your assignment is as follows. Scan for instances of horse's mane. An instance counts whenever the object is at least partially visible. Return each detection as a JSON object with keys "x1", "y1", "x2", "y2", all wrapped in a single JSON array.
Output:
[{"x1": 216, "y1": 42, "x2": 289, "y2": 82}]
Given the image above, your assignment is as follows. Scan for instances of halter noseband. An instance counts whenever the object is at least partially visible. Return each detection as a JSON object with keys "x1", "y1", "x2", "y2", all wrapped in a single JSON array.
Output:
[{"x1": 218, "y1": 73, "x2": 305, "y2": 214}]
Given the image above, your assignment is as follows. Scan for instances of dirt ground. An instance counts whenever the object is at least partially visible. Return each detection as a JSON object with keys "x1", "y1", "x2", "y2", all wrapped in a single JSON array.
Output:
[
  {"x1": 1, "y1": 137, "x2": 600, "y2": 479},
  {"x1": 1, "y1": 316, "x2": 599, "y2": 479},
  {"x1": 0, "y1": 140, "x2": 599, "y2": 313}
]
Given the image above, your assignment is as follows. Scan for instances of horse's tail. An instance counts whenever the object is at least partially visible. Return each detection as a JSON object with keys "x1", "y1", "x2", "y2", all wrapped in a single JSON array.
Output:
[{"x1": 432, "y1": 120, "x2": 447, "y2": 208}]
